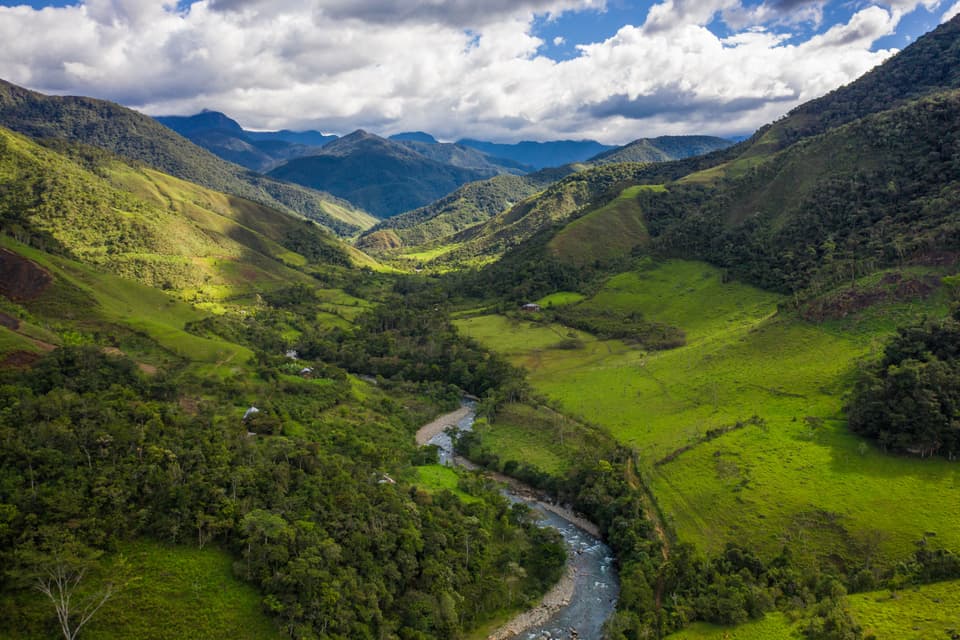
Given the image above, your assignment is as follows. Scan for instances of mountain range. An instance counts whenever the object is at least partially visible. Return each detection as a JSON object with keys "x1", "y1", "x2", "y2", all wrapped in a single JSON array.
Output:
[{"x1": 0, "y1": 80, "x2": 375, "y2": 236}]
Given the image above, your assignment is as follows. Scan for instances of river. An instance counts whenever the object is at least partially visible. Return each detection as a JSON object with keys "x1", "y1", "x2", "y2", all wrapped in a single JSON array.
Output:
[{"x1": 416, "y1": 403, "x2": 619, "y2": 640}]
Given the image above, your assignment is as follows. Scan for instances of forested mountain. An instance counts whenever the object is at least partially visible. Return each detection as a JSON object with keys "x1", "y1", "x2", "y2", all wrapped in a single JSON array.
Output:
[
  {"x1": 155, "y1": 111, "x2": 333, "y2": 172},
  {"x1": 425, "y1": 15, "x2": 960, "y2": 283},
  {"x1": 0, "y1": 80, "x2": 375, "y2": 235},
  {"x1": 267, "y1": 130, "x2": 505, "y2": 218},
  {"x1": 392, "y1": 138, "x2": 531, "y2": 174},
  {"x1": 456, "y1": 138, "x2": 616, "y2": 169},
  {"x1": 357, "y1": 166, "x2": 576, "y2": 250},
  {"x1": 589, "y1": 135, "x2": 733, "y2": 164}
]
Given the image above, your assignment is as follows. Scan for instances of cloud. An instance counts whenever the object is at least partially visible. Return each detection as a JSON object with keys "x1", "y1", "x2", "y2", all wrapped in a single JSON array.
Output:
[
  {"x1": 0, "y1": 0, "x2": 918, "y2": 143},
  {"x1": 944, "y1": 1, "x2": 960, "y2": 21},
  {"x1": 209, "y1": 0, "x2": 604, "y2": 27}
]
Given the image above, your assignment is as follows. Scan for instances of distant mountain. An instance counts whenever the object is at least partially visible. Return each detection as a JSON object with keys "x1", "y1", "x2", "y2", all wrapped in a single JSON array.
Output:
[
  {"x1": 456, "y1": 138, "x2": 616, "y2": 170},
  {"x1": 155, "y1": 109, "x2": 246, "y2": 136},
  {"x1": 389, "y1": 131, "x2": 438, "y2": 143},
  {"x1": 245, "y1": 128, "x2": 338, "y2": 147},
  {"x1": 0, "y1": 80, "x2": 376, "y2": 235},
  {"x1": 393, "y1": 139, "x2": 531, "y2": 174},
  {"x1": 268, "y1": 130, "x2": 506, "y2": 218},
  {"x1": 155, "y1": 111, "x2": 335, "y2": 172},
  {"x1": 589, "y1": 135, "x2": 734, "y2": 165}
]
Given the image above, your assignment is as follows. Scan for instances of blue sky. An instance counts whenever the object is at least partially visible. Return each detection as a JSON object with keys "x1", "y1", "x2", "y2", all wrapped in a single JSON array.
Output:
[{"x1": 0, "y1": 0, "x2": 957, "y2": 142}]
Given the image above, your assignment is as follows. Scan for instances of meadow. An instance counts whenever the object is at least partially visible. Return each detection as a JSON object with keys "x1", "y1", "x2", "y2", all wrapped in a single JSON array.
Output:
[
  {"x1": 0, "y1": 541, "x2": 283, "y2": 640},
  {"x1": 456, "y1": 258, "x2": 960, "y2": 567}
]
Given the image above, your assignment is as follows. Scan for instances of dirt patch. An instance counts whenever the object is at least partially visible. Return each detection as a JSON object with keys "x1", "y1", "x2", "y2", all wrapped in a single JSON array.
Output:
[
  {"x1": 0, "y1": 249, "x2": 53, "y2": 301},
  {"x1": 102, "y1": 346, "x2": 158, "y2": 376},
  {"x1": 801, "y1": 274, "x2": 940, "y2": 322},
  {"x1": 0, "y1": 350, "x2": 42, "y2": 368},
  {"x1": 0, "y1": 311, "x2": 20, "y2": 330},
  {"x1": 415, "y1": 406, "x2": 472, "y2": 445}
]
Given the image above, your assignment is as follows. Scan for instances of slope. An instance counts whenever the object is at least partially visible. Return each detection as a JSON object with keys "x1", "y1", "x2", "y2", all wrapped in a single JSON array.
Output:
[
  {"x1": 589, "y1": 135, "x2": 733, "y2": 164},
  {"x1": 357, "y1": 167, "x2": 576, "y2": 251},
  {"x1": 0, "y1": 79, "x2": 376, "y2": 235},
  {"x1": 393, "y1": 139, "x2": 531, "y2": 174},
  {"x1": 427, "y1": 163, "x2": 655, "y2": 265},
  {"x1": 268, "y1": 130, "x2": 498, "y2": 218},
  {"x1": 0, "y1": 126, "x2": 376, "y2": 300}
]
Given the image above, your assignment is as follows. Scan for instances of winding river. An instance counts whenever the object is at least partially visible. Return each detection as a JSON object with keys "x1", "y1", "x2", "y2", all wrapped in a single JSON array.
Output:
[{"x1": 416, "y1": 403, "x2": 619, "y2": 640}]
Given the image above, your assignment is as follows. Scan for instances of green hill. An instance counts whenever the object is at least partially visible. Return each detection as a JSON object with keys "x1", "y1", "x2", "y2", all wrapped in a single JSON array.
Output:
[
  {"x1": 588, "y1": 135, "x2": 733, "y2": 165},
  {"x1": 268, "y1": 130, "x2": 501, "y2": 218},
  {"x1": 357, "y1": 167, "x2": 576, "y2": 252},
  {"x1": 0, "y1": 79, "x2": 376, "y2": 235},
  {"x1": 0, "y1": 126, "x2": 377, "y2": 299}
]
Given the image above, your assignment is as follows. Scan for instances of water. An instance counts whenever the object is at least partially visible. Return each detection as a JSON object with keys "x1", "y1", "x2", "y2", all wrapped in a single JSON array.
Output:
[{"x1": 425, "y1": 403, "x2": 619, "y2": 640}]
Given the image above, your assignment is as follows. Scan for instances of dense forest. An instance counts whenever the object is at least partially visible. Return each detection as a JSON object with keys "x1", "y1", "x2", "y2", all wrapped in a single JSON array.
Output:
[{"x1": 0, "y1": 294, "x2": 566, "y2": 638}]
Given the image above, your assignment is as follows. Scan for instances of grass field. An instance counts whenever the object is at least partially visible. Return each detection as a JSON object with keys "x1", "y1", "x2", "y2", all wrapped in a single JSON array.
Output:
[
  {"x1": 849, "y1": 580, "x2": 960, "y2": 639},
  {"x1": 413, "y1": 465, "x2": 482, "y2": 504},
  {"x1": 456, "y1": 259, "x2": 960, "y2": 566},
  {"x1": 1, "y1": 237, "x2": 252, "y2": 373},
  {"x1": 665, "y1": 612, "x2": 799, "y2": 639},
  {"x1": 471, "y1": 404, "x2": 588, "y2": 475},
  {"x1": 0, "y1": 541, "x2": 283, "y2": 640}
]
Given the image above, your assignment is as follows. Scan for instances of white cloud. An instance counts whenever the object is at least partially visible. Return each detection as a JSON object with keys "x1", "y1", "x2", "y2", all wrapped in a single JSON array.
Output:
[
  {"x1": 553, "y1": 36, "x2": 566, "y2": 45},
  {"x1": 943, "y1": 0, "x2": 960, "y2": 21},
  {"x1": 0, "y1": 0, "x2": 923, "y2": 143}
]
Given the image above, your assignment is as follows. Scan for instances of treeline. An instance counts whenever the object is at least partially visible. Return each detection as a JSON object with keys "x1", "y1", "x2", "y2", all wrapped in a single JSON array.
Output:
[{"x1": 847, "y1": 309, "x2": 960, "y2": 458}]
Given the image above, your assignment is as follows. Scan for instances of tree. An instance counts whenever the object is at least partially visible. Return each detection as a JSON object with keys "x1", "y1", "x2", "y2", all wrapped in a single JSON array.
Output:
[{"x1": 20, "y1": 539, "x2": 128, "y2": 640}]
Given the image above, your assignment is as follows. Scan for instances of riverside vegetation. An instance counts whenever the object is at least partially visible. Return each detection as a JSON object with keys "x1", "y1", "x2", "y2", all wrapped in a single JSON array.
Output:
[{"x1": 2, "y1": 14, "x2": 960, "y2": 640}]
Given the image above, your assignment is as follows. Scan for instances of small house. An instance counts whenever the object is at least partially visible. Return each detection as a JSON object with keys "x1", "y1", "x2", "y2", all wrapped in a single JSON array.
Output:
[{"x1": 520, "y1": 303, "x2": 541, "y2": 312}]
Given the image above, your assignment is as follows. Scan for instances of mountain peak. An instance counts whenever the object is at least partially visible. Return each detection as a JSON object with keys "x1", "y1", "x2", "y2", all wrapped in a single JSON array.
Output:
[
  {"x1": 154, "y1": 110, "x2": 244, "y2": 136},
  {"x1": 389, "y1": 131, "x2": 438, "y2": 144}
]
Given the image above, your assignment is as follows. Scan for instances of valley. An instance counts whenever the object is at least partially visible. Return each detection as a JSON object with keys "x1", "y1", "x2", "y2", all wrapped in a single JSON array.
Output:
[{"x1": 2, "y1": 9, "x2": 960, "y2": 640}]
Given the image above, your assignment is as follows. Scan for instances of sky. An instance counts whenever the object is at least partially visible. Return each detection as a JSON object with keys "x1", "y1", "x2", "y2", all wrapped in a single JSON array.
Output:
[{"x1": 0, "y1": 0, "x2": 958, "y2": 143}]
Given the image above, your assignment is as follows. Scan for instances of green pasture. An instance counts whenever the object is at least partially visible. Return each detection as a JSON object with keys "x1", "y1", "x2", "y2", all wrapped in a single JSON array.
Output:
[
  {"x1": 665, "y1": 612, "x2": 799, "y2": 639},
  {"x1": 1, "y1": 238, "x2": 251, "y2": 372},
  {"x1": 414, "y1": 465, "x2": 482, "y2": 504},
  {"x1": 849, "y1": 580, "x2": 960, "y2": 639},
  {"x1": 471, "y1": 404, "x2": 585, "y2": 475},
  {"x1": 536, "y1": 291, "x2": 585, "y2": 308},
  {"x1": 0, "y1": 540, "x2": 282, "y2": 640},
  {"x1": 456, "y1": 259, "x2": 960, "y2": 566}
]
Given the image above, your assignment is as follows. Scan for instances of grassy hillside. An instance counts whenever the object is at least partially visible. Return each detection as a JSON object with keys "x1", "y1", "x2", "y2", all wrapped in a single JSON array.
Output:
[
  {"x1": 0, "y1": 126, "x2": 380, "y2": 299},
  {"x1": 456, "y1": 259, "x2": 959, "y2": 570},
  {"x1": 422, "y1": 163, "x2": 655, "y2": 266},
  {"x1": 0, "y1": 79, "x2": 376, "y2": 235},
  {"x1": 0, "y1": 540, "x2": 284, "y2": 640},
  {"x1": 546, "y1": 184, "x2": 662, "y2": 265}
]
